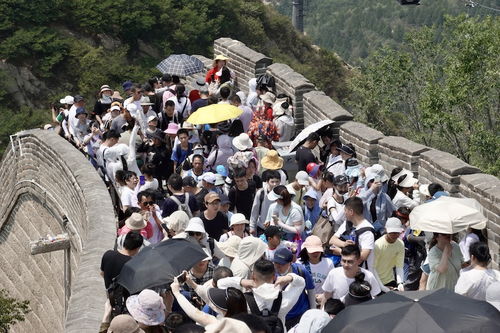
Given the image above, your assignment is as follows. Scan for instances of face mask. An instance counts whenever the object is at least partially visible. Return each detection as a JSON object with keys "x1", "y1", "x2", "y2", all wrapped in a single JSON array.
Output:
[{"x1": 100, "y1": 95, "x2": 112, "y2": 104}]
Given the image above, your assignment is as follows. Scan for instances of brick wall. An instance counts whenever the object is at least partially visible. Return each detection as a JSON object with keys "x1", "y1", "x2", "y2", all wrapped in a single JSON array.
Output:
[{"x1": 0, "y1": 130, "x2": 115, "y2": 332}]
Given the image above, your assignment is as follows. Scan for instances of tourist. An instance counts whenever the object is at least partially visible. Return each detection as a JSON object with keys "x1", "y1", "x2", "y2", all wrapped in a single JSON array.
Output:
[
  {"x1": 426, "y1": 233, "x2": 464, "y2": 290},
  {"x1": 295, "y1": 132, "x2": 320, "y2": 172}
]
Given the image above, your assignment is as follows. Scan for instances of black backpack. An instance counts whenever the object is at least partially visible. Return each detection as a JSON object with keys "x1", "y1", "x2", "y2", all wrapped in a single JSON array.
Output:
[
  {"x1": 340, "y1": 221, "x2": 377, "y2": 269},
  {"x1": 244, "y1": 291, "x2": 284, "y2": 333},
  {"x1": 107, "y1": 276, "x2": 130, "y2": 319}
]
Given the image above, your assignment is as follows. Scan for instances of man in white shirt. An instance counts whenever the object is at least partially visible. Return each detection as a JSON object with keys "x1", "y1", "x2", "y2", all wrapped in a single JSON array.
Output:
[
  {"x1": 68, "y1": 95, "x2": 85, "y2": 137},
  {"x1": 250, "y1": 170, "x2": 281, "y2": 235},
  {"x1": 218, "y1": 259, "x2": 305, "y2": 332},
  {"x1": 329, "y1": 197, "x2": 376, "y2": 273},
  {"x1": 322, "y1": 245, "x2": 381, "y2": 303}
]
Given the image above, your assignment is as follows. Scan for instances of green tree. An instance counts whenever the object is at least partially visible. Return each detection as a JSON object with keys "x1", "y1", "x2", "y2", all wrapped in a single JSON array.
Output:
[
  {"x1": 348, "y1": 15, "x2": 500, "y2": 175},
  {"x1": 0, "y1": 289, "x2": 30, "y2": 332}
]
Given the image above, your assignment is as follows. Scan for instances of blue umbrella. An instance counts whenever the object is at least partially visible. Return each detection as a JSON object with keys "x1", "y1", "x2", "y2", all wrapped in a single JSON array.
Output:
[{"x1": 156, "y1": 54, "x2": 205, "y2": 77}]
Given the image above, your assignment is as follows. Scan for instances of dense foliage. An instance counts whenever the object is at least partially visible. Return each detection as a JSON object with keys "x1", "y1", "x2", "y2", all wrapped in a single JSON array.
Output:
[
  {"x1": 0, "y1": 0, "x2": 350, "y2": 154},
  {"x1": 348, "y1": 15, "x2": 499, "y2": 175},
  {"x1": 0, "y1": 289, "x2": 30, "y2": 331},
  {"x1": 272, "y1": 0, "x2": 498, "y2": 64}
]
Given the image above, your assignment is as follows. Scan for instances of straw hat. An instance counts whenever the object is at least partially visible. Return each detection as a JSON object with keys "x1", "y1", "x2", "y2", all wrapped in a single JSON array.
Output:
[
  {"x1": 126, "y1": 290, "x2": 166, "y2": 326},
  {"x1": 125, "y1": 213, "x2": 147, "y2": 230},
  {"x1": 260, "y1": 150, "x2": 283, "y2": 170},
  {"x1": 232, "y1": 133, "x2": 253, "y2": 151}
]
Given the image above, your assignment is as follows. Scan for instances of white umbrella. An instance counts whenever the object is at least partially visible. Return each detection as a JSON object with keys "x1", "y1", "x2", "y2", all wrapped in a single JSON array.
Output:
[
  {"x1": 287, "y1": 119, "x2": 334, "y2": 153},
  {"x1": 409, "y1": 196, "x2": 487, "y2": 234}
]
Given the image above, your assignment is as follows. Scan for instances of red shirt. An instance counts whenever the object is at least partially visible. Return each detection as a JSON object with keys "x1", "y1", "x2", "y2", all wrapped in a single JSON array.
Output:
[
  {"x1": 205, "y1": 67, "x2": 220, "y2": 83},
  {"x1": 189, "y1": 90, "x2": 201, "y2": 103}
]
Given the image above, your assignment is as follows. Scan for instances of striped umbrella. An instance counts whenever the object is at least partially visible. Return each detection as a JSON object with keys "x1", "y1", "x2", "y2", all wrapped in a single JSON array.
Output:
[{"x1": 156, "y1": 54, "x2": 205, "y2": 76}]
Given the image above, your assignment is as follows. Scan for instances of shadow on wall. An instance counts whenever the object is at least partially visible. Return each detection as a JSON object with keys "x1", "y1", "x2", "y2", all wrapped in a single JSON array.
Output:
[{"x1": 0, "y1": 129, "x2": 116, "y2": 332}]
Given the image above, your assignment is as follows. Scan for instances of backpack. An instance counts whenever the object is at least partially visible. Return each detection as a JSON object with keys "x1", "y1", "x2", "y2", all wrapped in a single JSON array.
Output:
[
  {"x1": 170, "y1": 193, "x2": 193, "y2": 218},
  {"x1": 244, "y1": 291, "x2": 284, "y2": 333},
  {"x1": 107, "y1": 277, "x2": 130, "y2": 319},
  {"x1": 340, "y1": 222, "x2": 377, "y2": 269}
]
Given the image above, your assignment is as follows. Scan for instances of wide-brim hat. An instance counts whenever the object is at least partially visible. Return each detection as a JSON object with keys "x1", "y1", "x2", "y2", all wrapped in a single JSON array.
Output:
[
  {"x1": 125, "y1": 213, "x2": 147, "y2": 230},
  {"x1": 261, "y1": 150, "x2": 283, "y2": 170},
  {"x1": 164, "y1": 123, "x2": 179, "y2": 135},
  {"x1": 75, "y1": 107, "x2": 88, "y2": 118},
  {"x1": 365, "y1": 164, "x2": 389, "y2": 182},
  {"x1": 140, "y1": 96, "x2": 154, "y2": 106},
  {"x1": 217, "y1": 236, "x2": 241, "y2": 258},
  {"x1": 260, "y1": 92, "x2": 276, "y2": 105},
  {"x1": 100, "y1": 84, "x2": 112, "y2": 94},
  {"x1": 214, "y1": 55, "x2": 229, "y2": 61},
  {"x1": 59, "y1": 95, "x2": 74, "y2": 105},
  {"x1": 112, "y1": 91, "x2": 124, "y2": 101},
  {"x1": 185, "y1": 217, "x2": 206, "y2": 234},
  {"x1": 195, "y1": 77, "x2": 206, "y2": 87},
  {"x1": 398, "y1": 170, "x2": 418, "y2": 188},
  {"x1": 338, "y1": 144, "x2": 354, "y2": 156},
  {"x1": 232, "y1": 133, "x2": 253, "y2": 151},
  {"x1": 207, "y1": 288, "x2": 229, "y2": 311},
  {"x1": 182, "y1": 121, "x2": 195, "y2": 130},
  {"x1": 147, "y1": 115, "x2": 158, "y2": 123},
  {"x1": 126, "y1": 290, "x2": 166, "y2": 326},
  {"x1": 229, "y1": 213, "x2": 249, "y2": 227}
]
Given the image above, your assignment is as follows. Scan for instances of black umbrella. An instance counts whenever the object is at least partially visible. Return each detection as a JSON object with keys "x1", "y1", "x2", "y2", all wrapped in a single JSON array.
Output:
[
  {"x1": 118, "y1": 238, "x2": 208, "y2": 294},
  {"x1": 322, "y1": 289, "x2": 500, "y2": 333}
]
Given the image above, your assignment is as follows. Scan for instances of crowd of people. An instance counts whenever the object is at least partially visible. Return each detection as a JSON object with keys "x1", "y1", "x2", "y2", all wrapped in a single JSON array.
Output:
[{"x1": 45, "y1": 55, "x2": 500, "y2": 333}]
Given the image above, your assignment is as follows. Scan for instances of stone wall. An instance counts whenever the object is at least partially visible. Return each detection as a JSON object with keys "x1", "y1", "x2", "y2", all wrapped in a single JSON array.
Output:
[
  {"x1": 0, "y1": 130, "x2": 115, "y2": 332},
  {"x1": 209, "y1": 37, "x2": 499, "y2": 268}
]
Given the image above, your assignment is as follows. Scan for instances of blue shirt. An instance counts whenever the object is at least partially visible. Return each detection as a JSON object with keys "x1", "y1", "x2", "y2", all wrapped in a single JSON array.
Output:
[{"x1": 284, "y1": 263, "x2": 314, "y2": 319}]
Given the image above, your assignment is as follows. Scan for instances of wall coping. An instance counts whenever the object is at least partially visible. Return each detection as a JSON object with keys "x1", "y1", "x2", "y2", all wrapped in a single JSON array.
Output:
[
  {"x1": 420, "y1": 149, "x2": 481, "y2": 177},
  {"x1": 302, "y1": 90, "x2": 353, "y2": 121},
  {"x1": 340, "y1": 121, "x2": 385, "y2": 143}
]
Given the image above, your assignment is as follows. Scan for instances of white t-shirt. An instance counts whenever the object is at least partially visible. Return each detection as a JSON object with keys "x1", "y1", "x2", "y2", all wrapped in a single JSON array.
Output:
[
  {"x1": 120, "y1": 186, "x2": 139, "y2": 208},
  {"x1": 334, "y1": 219, "x2": 375, "y2": 272},
  {"x1": 298, "y1": 257, "x2": 335, "y2": 294},
  {"x1": 392, "y1": 190, "x2": 419, "y2": 210},
  {"x1": 326, "y1": 196, "x2": 345, "y2": 228},
  {"x1": 459, "y1": 233, "x2": 480, "y2": 262},
  {"x1": 139, "y1": 178, "x2": 159, "y2": 192},
  {"x1": 265, "y1": 243, "x2": 286, "y2": 261},
  {"x1": 455, "y1": 268, "x2": 500, "y2": 300},
  {"x1": 265, "y1": 202, "x2": 304, "y2": 228},
  {"x1": 167, "y1": 96, "x2": 191, "y2": 121},
  {"x1": 322, "y1": 267, "x2": 381, "y2": 299}
]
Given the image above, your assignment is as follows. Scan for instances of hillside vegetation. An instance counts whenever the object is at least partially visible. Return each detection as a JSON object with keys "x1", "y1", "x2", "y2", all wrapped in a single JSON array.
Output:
[{"x1": 0, "y1": 0, "x2": 350, "y2": 153}]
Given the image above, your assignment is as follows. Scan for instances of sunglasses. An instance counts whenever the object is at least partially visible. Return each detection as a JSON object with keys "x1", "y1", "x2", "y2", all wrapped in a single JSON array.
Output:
[{"x1": 142, "y1": 201, "x2": 154, "y2": 206}]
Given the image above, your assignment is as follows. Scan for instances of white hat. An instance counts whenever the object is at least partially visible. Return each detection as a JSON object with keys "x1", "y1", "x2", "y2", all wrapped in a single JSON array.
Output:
[
  {"x1": 295, "y1": 171, "x2": 309, "y2": 186},
  {"x1": 285, "y1": 184, "x2": 296, "y2": 197},
  {"x1": 126, "y1": 289, "x2": 165, "y2": 326},
  {"x1": 398, "y1": 171, "x2": 418, "y2": 188},
  {"x1": 391, "y1": 168, "x2": 413, "y2": 182},
  {"x1": 267, "y1": 188, "x2": 283, "y2": 201},
  {"x1": 126, "y1": 103, "x2": 138, "y2": 117},
  {"x1": 147, "y1": 115, "x2": 158, "y2": 123},
  {"x1": 140, "y1": 96, "x2": 154, "y2": 106},
  {"x1": 216, "y1": 236, "x2": 241, "y2": 258},
  {"x1": 163, "y1": 211, "x2": 190, "y2": 234},
  {"x1": 202, "y1": 247, "x2": 212, "y2": 261},
  {"x1": 230, "y1": 213, "x2": 249, "y2": 227},
  {"x1": 214, "y1": 174, "x2": 225, "y2": 186},
  {"x1": 100, "y1": 84, "x2": 112, "y2": 94},
  {"x1": 486, "y1": 281, "x2": 500, "y2": 311},
  {"x1": 385, "y1": 217, "x2": 404, "y2": 234},
  {"x1": 232, "y1": 133, "x2": 253, "y2": 151},
  {"x1": 201, "y1": 172, "x2": 216, "y2": 184},
  {"x1": 185, "y1": 217, "x2": 206, "y2": 234},
  {"x1": 110, "y1": 105, "x2": 121, "y2": 112},
  {"x1": 260, "y1": 91, "x2": 276, "y2": 105},
  {"x1": 59, "y1": 95, "x2": 74, "y2": 105},
  {"x1": 125, "y1": 213, "x2": 147, "y2": 230},
  {"x1": 365, "y1": 164, "x2": 389, "y2": 182},
  {"x1": 419, "y1": 184, "x2": 431, "y2": 197}
]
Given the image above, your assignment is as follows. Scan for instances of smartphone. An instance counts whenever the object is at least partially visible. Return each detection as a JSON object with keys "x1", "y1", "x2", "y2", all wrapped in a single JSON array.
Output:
[
  {"x1": 176, "y1": 271, "x2": 187, "y2": 284},
  {"x1": 139, "y1": 175, "x2": 146, "y2": 185}
]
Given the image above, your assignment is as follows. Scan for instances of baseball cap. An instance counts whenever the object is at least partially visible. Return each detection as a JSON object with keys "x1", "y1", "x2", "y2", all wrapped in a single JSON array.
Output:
[
  {"x1": 147, "y1": 115, "x2": 158, "y2": 123},
  {"x1": 201, "y1": 172, "x2": 216, "y2": 184},
  {"x1": 219, "y1": 193, "x2": 230, "y2": 205},
  {"x1": 73, "y1": 95, "x2": 85, "y2": 103},
  {"x1": 333, "y1": 174, "x2": 349, "y2": 186},
  {"x1": 385, "y1": 217, "x2": 404, "y2": 234},
  {"x1": 204, "y1": 192, "x2": 220, "y2": 204},
  {"x1": 111, "y1": 105, "x2": 121, "y2": 112},
  {"x1": 295, "y1": 171, "x2": 309, "y2": 186},
  {"x1": 272, "y1": 247, "x2": 293, "y2": 265},
  {"x1": 302, "y1": 235, "x2": 324, "y2": 253}
]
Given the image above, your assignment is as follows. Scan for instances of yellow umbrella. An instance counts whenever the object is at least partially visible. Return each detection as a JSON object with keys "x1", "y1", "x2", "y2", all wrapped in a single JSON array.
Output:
[{"x1": 186, "y1": 103, "x2": 242, "y2": 124}]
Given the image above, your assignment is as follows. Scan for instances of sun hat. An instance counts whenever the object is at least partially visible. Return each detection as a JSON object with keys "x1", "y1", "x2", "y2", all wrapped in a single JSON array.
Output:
[
  {"x1": 216, "y1": 165, "x2": 228, "y2": 177},
  {"x1": 260, "y1": 91, "x2": 276, "y2": 105},
  {"x1": 111, "y1": 105, "x2": 121, "y2": 112},
  {"x1": 267, "y1": 185, "x2": 285, "y2": 201},
  {"x1": 185, "y1": 217, "x2": 206, "y2": 234},
  {"x1": 303, "y1": 235, "x2": 324, "y2": 253},
  {"x1": 261, "y1": 150, "x2": 284, "y2": 170},
  {"x1": 338, "y1": 144, "x2": 355, "y2": 156},
  {"x1": 112, "y1": 91, "x2": 124, "y2": 101},
  {"x1": 75, "y1": 107, "x2": 87, "y2": 118},
  {"x1": 205, "y1": 192, "x2": 220, "y2": 204},
  {"x1": 303, "y1": 188, "x2": 318, "y2": 201},
  {"x1": 385, "y1": 217, "x2": 404, "y2": 234},
  {"x1": 122, "y1": 81, "x2": 133, "y2": 91},
  {"x1": 140, "y1": 96, "x2": 154, "y2": 106},
  {"x1": 306, "y1": 162, "x2": 320, "y2": 178},
  {"x1": 73, "y1": 95, "x2": 85, "y2": 103},
  {"x1": 163, "y1": 211, "x2": 190, "y2": 234},
  {"x1": 182, "y1": 121, "x2": 194, "y2": 130},
  {"x1": 419, "y1": 184, "x2": 430, "y2": 197},
  {"x1": 126, "y1": 102, "x2": 138, "y2": 114},
  {"x1": 207, "y1": 288, "x2": 229, "y2": 311},
  {"x1": 232, "y1": 133, "x2": 254, "y2": 151},
  {"x1": 398, "y1": 170, "x2": 418, "y2": 188},
  {"x1": 201, "y1": 172, "x2": 216, "y2": 185},
  {"x1": 205, "y1": 318, "x2": 252, "y2": 333},
  {"x1": 125, "y1": 213, "x2": 147, "y2": 230},
  {"x1": 100, "y1": 84, "x2": 112, "y2": 94},
  {"x1": 164, "y1": 122, "x2": 179, "y2": 135},
  {"x1": 195, "y1": 77, "x2": 206, "y2": 87},
  {"x1": 391, "y1": 168, "x2": 413, "y2": 182},
  {"x1": 486, "y1": 281, "x2": 500, "y2": 311},
  {"x1": 147, "y1": 115, "x2": 158, "y2": 123},
  {"x1": 230, "y1": 213, "x2": 249, "y2": 227},
  {"x1": 217, "y1": 235, "x2": 241, "y2": 258},
  {"x1": 227, "y1": 152, "x2": 253, "y2": 170},
  {"x1": 59, "y1": 95, "x2": 74, "y2": 105},
  {"x1": 126, "y1": 289, "x2": 166, "y2": 326},
  {"x1": 285, "y1": 184, "x2": 296, "y2": 197},
  {"x1": 365, "y1": 164, "x2": 389, "y2": 182},
  {"x1": 214, "y1": 174, "x2": 225, "y2": 186},
  {"x1": 108, "y1": 314, "x2": 144, "y2": 333},
  {"x1": 272, "y1": 247, "x2": 293, "y2": 265},
  {"x1": 214, "y1": 55, "x2": 229, "y2": 61},
  {"x1": 295, "y1": 171, "x2": 309, "y2": 186}
]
